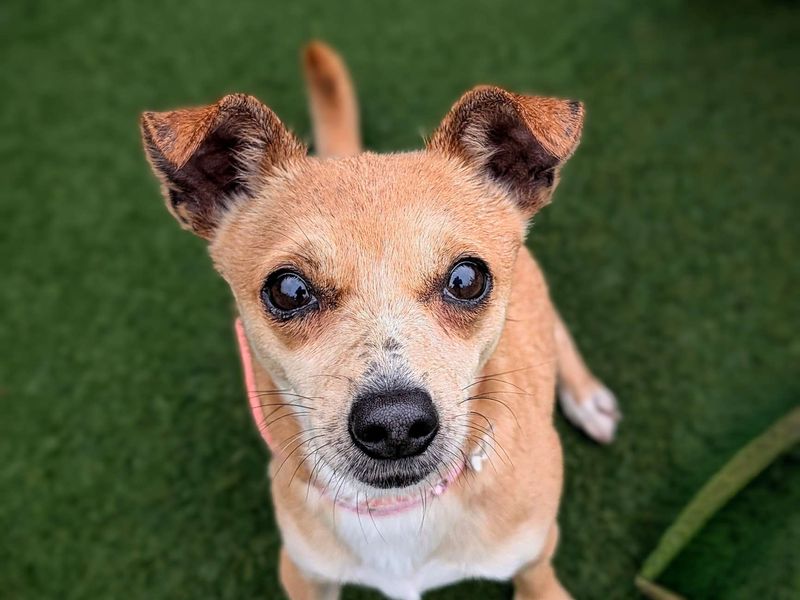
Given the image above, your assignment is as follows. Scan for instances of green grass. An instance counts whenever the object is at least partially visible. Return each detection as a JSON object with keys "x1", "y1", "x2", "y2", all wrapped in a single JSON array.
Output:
[{"x1": 1, "y1": 0, "x2": 798, "y2": 598}]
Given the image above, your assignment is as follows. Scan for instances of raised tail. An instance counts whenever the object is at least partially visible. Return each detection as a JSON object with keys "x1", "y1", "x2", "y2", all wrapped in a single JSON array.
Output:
[{"x1": 302, "y1": 41, "x2": 361, "y2": 158}]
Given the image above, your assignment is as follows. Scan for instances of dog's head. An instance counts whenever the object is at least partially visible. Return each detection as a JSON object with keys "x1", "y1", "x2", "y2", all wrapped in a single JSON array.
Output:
[{"x1": 141, "y1": 88, "x2": 583, "y2": 494}]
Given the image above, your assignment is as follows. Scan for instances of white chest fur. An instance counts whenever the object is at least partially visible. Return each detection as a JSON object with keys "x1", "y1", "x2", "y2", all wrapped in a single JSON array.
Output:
[{"x1": 282, "y1": 492, "x2": 549, "y2": 600}]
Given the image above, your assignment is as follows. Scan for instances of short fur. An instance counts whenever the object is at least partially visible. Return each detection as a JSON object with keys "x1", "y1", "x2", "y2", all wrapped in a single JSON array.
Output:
[{"x1": 140, "y1": 41, "x2": 620, "y2": 600}]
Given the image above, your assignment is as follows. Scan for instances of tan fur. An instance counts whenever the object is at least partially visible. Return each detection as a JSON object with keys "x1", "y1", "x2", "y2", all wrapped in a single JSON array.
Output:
[
  {"x1": 514, "y1": 526, "x2": 570, "y2": 600},
  {"x1": 303, "y1": 41, "x2": 361, "y2": 158},
  {"x1": 140, "y1": 42, "x2": 620, "y2": 599}
]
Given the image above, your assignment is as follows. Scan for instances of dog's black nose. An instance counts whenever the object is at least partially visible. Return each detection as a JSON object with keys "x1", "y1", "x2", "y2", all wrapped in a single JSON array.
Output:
[{"x1": 348, "y1": 389, "x2": 439, "y2": 459}]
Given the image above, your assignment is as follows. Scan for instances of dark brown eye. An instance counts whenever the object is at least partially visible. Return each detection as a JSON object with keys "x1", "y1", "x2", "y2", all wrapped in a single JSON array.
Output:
[
  {"x1": 444, "y1": 260, "x2": 489, "y2": 302},
  {"x1": 262, "y1": 270, "x2": 317, "y2": 318}
]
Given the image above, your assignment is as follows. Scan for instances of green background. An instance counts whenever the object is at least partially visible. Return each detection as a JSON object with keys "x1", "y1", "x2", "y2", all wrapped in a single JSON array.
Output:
[{"x1": 2, "y1": 0, "x2": 798, "y2": 598}]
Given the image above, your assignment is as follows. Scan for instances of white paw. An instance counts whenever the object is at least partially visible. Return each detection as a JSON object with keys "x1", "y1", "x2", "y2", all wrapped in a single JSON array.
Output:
[{"x1": 558, "y1": 383, "x2": 621, "y2": 444}]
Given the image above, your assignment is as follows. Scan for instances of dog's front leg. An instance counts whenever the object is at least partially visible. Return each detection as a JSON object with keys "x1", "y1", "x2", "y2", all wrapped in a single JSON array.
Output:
[
  {"x1": 279, "y1": 548, "x2": 341, "y2": 600},
  {"x1": 512, "y1": 526, "x2": 572, "y2": 600},
  {"x1": 553, "y1": 309, "x2": 621, "y2": 444}
]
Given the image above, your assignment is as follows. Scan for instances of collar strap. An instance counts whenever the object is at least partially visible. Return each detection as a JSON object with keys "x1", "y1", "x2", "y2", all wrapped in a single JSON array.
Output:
[{"x1": 236, "y1": 319, "x2": 279, "y2": 453}]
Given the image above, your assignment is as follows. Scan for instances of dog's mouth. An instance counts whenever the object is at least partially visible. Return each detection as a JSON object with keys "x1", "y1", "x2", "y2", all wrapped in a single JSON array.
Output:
[
  {"x1": 350, "y1": 456, "x2": 438, "y2": 489},
  {"x1": 309, "y1": 419, "x2": 492, "y2": 516},
  {"x1": 327, "y1": 458, "x2": 467, "y2": 516}
]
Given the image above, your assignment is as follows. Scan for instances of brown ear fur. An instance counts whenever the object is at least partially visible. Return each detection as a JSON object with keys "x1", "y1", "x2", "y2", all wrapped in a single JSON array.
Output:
[
  {"x1": 428, "y1": 86, "x2": 584, "y2": 215},
  {"x1": 141, "y1": 94, "x2": 306, "y2": 239}
]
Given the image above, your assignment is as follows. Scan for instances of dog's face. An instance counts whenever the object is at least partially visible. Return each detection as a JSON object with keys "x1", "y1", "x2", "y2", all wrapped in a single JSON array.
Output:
[
  {"x1": 212, "y1": 153, "x2": 522, "y2": 490},
  {"x1": 141, "y1": 88, "x2": 583, "y2": 494}
]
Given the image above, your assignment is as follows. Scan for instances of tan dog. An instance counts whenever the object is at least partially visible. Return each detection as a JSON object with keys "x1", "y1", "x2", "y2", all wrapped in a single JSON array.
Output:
[{"x1": 140, "y1": 41, "x2": 620, "y2": 600}]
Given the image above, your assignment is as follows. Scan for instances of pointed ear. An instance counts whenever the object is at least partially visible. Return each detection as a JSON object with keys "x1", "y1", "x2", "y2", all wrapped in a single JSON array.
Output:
[
  {"x1": 428, "y1": 86, "x2": 584, "y2": 216},
  {"x1": 141, "y1": 94, "x2": 306, "y2": 239}
]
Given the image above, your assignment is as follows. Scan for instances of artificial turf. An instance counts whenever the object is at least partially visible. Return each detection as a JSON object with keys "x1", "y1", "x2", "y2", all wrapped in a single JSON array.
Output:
[{"x1": 2, "y1": 0, "x2": 798, "y2": 598}]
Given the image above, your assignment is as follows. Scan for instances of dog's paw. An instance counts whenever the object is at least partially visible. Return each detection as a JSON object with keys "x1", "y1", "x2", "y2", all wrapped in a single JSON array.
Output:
[{"x1": 558, "y1": 382, "x2": 621, "y2": 444}]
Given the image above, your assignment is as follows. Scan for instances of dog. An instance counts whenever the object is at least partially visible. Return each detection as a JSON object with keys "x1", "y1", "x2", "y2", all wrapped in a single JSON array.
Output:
[{"x1": 140, "y1": 41, "x2": 620, "y2": 600}]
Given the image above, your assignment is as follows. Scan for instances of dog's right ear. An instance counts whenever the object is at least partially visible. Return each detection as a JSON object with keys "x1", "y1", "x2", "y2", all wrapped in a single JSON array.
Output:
[
  {"x1": 428, "y1": 86, "x2": 584, "y2": 218},
  {"x1": 141, "y1": 94, "x2": 306, "y2": 239}
]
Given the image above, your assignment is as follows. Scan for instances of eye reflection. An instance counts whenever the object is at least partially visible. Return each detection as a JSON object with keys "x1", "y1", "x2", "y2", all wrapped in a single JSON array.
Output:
[
  {"x1": 262, "y1": 270, "x2": 317, "y2": 317},
  {"x1": 444, "y1": 260, "x2": 489, "y2": 302}
]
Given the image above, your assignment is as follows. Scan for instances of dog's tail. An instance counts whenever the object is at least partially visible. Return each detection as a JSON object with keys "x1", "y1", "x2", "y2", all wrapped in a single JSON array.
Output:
[{"x1": 302, "y1": 41, "x2": 361, "y2": 158}]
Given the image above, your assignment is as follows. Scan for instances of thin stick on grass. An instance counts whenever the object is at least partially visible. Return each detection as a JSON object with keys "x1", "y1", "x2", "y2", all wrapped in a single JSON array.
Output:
[{"x1": 636, "y1": 405, "x2": 800, "y2": 598}]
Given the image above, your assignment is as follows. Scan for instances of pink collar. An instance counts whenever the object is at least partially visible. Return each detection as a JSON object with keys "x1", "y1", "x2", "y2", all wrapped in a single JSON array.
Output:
[{"x1": 235, "y1": 319, "x2": 465, "y2": 517}]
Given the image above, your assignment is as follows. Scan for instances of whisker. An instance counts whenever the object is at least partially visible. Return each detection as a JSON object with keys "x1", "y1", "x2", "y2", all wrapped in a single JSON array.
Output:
[
  {"x1": 454, "y1": 412, "x2": 505, "y2": 463},
  {"x1": 460, "y1": 423, "x2": 512, "y2": 465},
  {"x1": 249, "y1": 390, "x2": 321, "y2": 403},
  {"x1": 365, "y1": 495, "x2": 385, "y2": 542},
  {"x1": 289, "y1": 440, "x2": 332, "y2": 489},
  {"x1": 464, "y1": 409, "x2": 493, "y2": 429},
  {"x1": 458, "y1": 395, "x2": 521, "y2": 429},
  {"x1": 462, "y1": 377, "x2": 529, "y2": 394},
  {"x1": 273, "y1": 434, "x2": 327, "y2": 480},
  {"x1": 355, "y1": 491, "x2": 368, "y2": 541},
  {"x1": 307, "y1": 373, "x2": 354, "y2": 383},
  {"x1": 277, "y1": 427, "x2": 325, "y2": 452},
  {"x1": 463, "y1": 389, "x2": 533, "y2": 397},
  {"x1": 319, "y1": 460, "x2": 342, "y2": 499},
  {"x1": 473, "y1": 365, "x2": 533, "y2": 380},
  {"x1": 275, "y1": 429, "x2": 320, "y2": 457},
  {"x1": 310, "y1": 447, "x2": 333, "y2": 493},
  {"x1": 261, "y1": 227, "x2": 319, "y2": 265},
  {"x1": 331, "y1": 472, "x2": 348, "y2": 534},
  {"x1": 465, "y1": 429, "x2": 509, "y2": 467},
  {"x1": 471, "y1": 354, "x2": 562, "y2": 386},
  {"x1": 466, "y1": 434, "x2": 499, "y2": 474},
  {"x1": 305, "y1": 443, "x2": 332, "y2": 500},
  {"x1": 418, "y1": 488, "x2": 427, "y2": 533},
  {"x1": 251, "y1": 401, "x2": 316, "y2": 411},
  {"x1": 258, "y1": 410, "x2": 311, "y2": 433},
  {"x1": 436, "y1": 437, "x2": 475, "y2": 493}
]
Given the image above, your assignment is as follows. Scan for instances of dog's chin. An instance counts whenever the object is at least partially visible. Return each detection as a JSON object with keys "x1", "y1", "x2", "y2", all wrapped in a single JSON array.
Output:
[{"x1": 351, "y1": 458, "x2": 436, "y2": 490}]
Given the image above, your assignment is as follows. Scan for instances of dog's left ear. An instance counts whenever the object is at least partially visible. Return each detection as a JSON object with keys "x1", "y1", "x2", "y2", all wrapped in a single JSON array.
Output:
[
  {"x1": 428, "y1": 86, "x2": 584, "y2": 216},
  {"x1": 141, "y1": 94, "x2": 306, "y2": 239}
]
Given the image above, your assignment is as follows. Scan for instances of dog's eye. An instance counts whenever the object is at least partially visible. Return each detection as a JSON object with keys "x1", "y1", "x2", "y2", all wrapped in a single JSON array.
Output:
[
  {"x1": 262, "y1": 270, "x2": 317, "y2": 318},
  {"x1": 444, "y1": 260, "x2": 489, "y2": 302}
]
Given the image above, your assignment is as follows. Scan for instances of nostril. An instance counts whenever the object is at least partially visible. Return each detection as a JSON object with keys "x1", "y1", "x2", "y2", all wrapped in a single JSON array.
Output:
[
  {"x1": 360, "y1": 424, "x2": 386, "y2": 444},
  {"x1": 408, "y1": 418, "x2": 435, "y2": 440}
]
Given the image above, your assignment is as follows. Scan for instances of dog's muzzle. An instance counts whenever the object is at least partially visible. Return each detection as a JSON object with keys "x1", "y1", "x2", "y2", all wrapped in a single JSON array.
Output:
[{"x1": 235, "y1": 318, "x2": 487, "y2": 517}]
